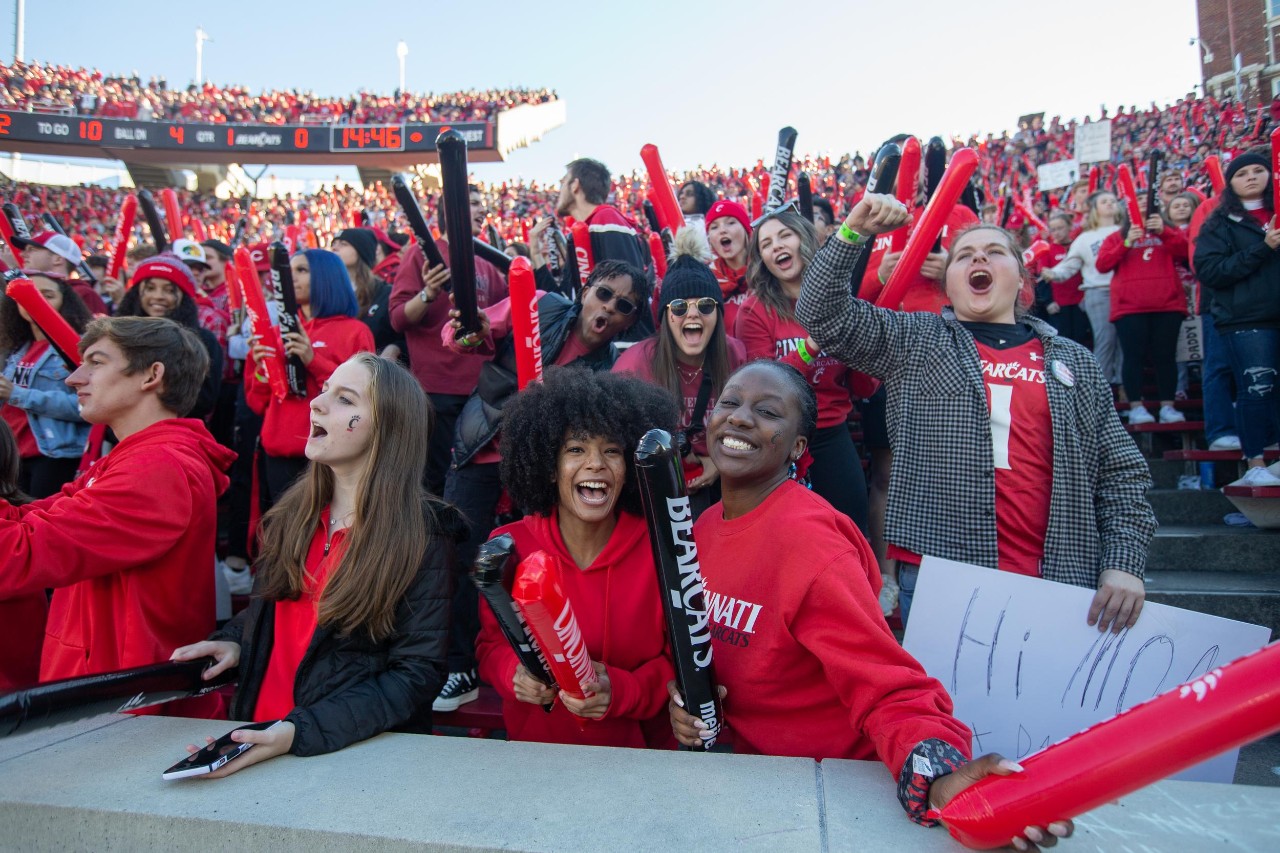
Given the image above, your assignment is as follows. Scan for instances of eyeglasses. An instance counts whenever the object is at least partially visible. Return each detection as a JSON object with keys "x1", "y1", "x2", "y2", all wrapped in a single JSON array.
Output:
[
  {"x1": 667, "y1": 297, "x2": 718, "y2": 317},
  {"x1": 592, "y1": 284, "x2": 637, "y2": 316},
  {"x1": 750, "y1": 198, "x2": 800, "y2": 229}
]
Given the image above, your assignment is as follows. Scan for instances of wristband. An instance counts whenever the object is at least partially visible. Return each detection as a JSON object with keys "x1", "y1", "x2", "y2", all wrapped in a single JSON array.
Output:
[
  {"x1": 838, "y1": 223, "x2": 868, "y2": 245},
  {"x1": 796, "y1": 339, "x2": 814, "y2": 365},
  {"x1": 1123, "y1": 239, "x2": 1132, "y2": 248}
]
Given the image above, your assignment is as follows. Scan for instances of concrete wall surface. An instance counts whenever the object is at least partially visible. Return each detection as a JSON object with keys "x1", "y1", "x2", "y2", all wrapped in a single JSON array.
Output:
[{"x1": 0, "y1": 713, "x2": 1277, "y2": 852}]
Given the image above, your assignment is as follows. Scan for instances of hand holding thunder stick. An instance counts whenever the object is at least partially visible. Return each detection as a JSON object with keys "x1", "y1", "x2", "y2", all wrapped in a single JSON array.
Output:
[
  {"x1": 470, "y1": 534, "x2": 554, "y2": 712},
  {"x1": 234, "y1": 246, "x2": 288, "y2": 401},
  {"x1": 437, "y1": 130, "x2": 480, "y2": 336},
  {"x1": 511, "y1": 551, "x2": 601, "y2": 727}
]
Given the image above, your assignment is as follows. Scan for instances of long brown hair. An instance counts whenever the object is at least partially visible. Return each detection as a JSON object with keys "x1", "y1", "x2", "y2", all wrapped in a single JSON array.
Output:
[
  {"x1": 350, "y1": 259, "x2": 378, "y2": 314},
  {"x1": 652, "y1": 305, "x2": 731, "y2": 412},
  {"x1": 256, "y1": 353, "x2": 436, "y2": 641},
  {"x1": 746, "y1": 209, "x2": 819, "y2": 322}
]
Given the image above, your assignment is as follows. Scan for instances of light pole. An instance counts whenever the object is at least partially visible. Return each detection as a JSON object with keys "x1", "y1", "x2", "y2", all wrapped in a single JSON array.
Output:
[
  {"x1": 195, "y1": 27, "x2": 210, "y2": 85},
  {"x1": 14, "y1": 0, "x2": 24, "y2": 62},
  {"x1": 396, "y1": 40, "x2": 408, "y2": 93}
]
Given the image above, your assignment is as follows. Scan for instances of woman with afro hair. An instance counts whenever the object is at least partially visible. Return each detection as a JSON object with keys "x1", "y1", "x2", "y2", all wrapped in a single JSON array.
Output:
[{"x1": 475, "y1": 366, "x2": 680, "y2": 748}]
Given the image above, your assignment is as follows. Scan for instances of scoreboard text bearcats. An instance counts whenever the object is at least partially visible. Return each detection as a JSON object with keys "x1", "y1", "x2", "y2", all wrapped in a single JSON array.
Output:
[{"x1": 0, "y1": 111, "x2": 492, "y2": 154}]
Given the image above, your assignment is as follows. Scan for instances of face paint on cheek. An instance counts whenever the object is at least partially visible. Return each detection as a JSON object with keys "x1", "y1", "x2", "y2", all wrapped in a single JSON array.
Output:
[
  {"x1": 347, "y1": 415, "x2": 361, "y2": 432},
  {"x1": 769, "y1": 432, "x2": 784, "y2": 445}
]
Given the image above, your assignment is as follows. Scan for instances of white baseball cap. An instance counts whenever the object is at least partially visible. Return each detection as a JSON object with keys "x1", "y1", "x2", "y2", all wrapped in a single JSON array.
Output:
[
  {"x1": 14, "y1": 231, "x2": 82, "y2": 266},
  {"x1": 172, "y1": 238, "x2": 210, "y2": 268}
]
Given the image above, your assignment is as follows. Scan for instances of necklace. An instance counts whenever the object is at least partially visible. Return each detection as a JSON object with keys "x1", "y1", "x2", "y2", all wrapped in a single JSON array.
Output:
[{"x1": 329, "y1": 509, "x2": 355, "y2": 528}]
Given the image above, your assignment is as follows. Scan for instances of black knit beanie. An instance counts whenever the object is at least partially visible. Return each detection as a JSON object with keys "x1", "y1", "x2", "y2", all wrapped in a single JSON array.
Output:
[
  {"x1": 1223, "y1": 152, "x2": 1269, "y2": 185},
  {"x1": 334, "y1": 228, "x2": 377, "y2": 268}
]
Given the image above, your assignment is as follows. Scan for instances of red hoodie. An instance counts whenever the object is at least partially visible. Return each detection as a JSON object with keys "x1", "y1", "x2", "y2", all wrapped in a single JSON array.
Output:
[
  {"x1": 476, "y1": 510, "x2": 676, "y2": 749},
  {"x1": 246, "y1": 314, "x2": 375, "y2": 457},
  {"x1": 695, "y1": 479, "x2": 971, "y2": 772},
  {"x1": 1095, "y1": 226, "x2": 1189, "y2": 321},
  {"x1": 0, "y1": 419, "x2": 234, "y2": 681}
]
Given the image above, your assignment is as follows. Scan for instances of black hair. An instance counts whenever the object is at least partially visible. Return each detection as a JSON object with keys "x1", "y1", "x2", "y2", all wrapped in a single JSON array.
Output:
[
  {"x1": 115, "y1": 283, "x2": 201, "y2": 330},
  {"x1": 679, "y1": 181, "x2": 716, "y2": 216},
  {"x1": 0, "y1": 278, "x2": 93, "y2": 357},
  {"x1": 583, "y1": 259, "x2": 652, "y2": 310},
  {"x1": 730, "y1": 360, "x2": 818, "y2": 441},
  {"x1": 566, "y1": 158, "x2": 612, "y2": 205},
  {"x1": 499, "y1": 366, "x2": 679, "y2": 517}
]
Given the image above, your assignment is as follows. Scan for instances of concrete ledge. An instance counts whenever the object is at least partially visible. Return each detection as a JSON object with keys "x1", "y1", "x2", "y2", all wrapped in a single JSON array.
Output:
[{"x1": 2, "y1": 714, "x2": 1278, "y2": 852}]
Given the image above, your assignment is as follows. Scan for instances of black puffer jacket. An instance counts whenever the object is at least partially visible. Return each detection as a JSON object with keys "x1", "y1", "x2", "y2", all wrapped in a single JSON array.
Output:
[
  {"x1": 211, "y1": 499, "x2": 463, "y2": 756},
  {"x1": 451, "y1": 292, "x2": 618, "y2": 468},
  {"x1": 1193, "y1": 210, "x2": 1280, "y2": 332}
]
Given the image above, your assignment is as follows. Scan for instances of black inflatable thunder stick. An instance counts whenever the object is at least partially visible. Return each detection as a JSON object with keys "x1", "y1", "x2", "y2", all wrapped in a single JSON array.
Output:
[
  {"x1": 764, "y1": 126, "x2": 799, "y2": 213},
  {"x1": 470, "y1": 534, "x2": 554, "y2": 689},
  {"x1": 391, "y1": 174, "x2": 447, "y2": 270},
  {"x1": 635, "y1": 429, "x2": 723, "y2": 749},
  {"x1": 436, "y1": 129, "x2": 480, "y2": 336},
  {"x1": 797, "y1": 172, "x2": 814, "y2": 222},
  {"x1": 136, "y1": 189, "x2": 170, "y2": 252},
  {"x1": 268, "y1": 241, "x2": 308, "y2": 397},
  {"x1": 0, "y1": 658, "x2": 237, "y2": 738},
  {"x1": 865, "y1": 143, "x2": 903, "y2": 197}
]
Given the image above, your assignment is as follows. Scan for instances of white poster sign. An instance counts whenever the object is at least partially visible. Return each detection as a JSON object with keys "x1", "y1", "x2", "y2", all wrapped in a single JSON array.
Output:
[
  {"x1": 1036, "y1": 159, "x2": 1080, "y2": 190},
  {"x1": 903, "y1": 557, "x2": 1271, "y2": 783},
  {"x1": 1074, "y1": 120, "x2": 1113, "y2": 163}
]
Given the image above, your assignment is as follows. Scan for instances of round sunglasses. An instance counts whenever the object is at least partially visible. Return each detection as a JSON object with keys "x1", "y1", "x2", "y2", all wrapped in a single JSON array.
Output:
[
  {"x1": 667, "y1": 297, "x2": 718, "y2": 317},
  {"x1": 591, "y1": 284, "x2": 638, "y2": 316}
]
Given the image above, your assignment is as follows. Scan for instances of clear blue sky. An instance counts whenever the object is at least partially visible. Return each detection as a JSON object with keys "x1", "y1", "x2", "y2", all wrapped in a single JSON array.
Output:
[{"x1": 5, "y1": 0, "x2": 1202, "y2": 184}]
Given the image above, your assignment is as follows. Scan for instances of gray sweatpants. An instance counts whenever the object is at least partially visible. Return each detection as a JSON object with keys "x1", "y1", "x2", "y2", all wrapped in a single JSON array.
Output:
[{"x1": 1082, "y1": 287, "x2": 1122, "y2": 386}]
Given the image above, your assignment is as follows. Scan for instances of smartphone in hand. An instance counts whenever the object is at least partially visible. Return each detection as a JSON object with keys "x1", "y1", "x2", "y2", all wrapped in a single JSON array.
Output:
[{"x1": 161, "y1": 720, "x2": 283, "y2": 780}]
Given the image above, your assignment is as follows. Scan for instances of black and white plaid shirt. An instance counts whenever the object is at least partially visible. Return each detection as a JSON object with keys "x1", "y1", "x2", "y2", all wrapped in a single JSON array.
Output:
[{"x1": 797, "y1": 237, "x2": 1155, "y2": 588}]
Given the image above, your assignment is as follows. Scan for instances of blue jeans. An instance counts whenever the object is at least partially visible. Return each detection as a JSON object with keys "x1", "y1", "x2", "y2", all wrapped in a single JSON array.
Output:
[
  {"x1": 1200, "y1": 313, "x2": 1239, "y2": 444},
  {"x1": 898, "y1": 564, "x2": 919, "y2": 628},
  {"x1": 1220, "y1": 328, "x2": 1280, "y2": 459}
]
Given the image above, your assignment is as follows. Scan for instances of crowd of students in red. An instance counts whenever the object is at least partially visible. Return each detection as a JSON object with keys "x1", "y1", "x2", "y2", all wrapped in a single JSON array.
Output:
[{"x1": 0, "y1": 59, "x2": 557, "y2": 124}]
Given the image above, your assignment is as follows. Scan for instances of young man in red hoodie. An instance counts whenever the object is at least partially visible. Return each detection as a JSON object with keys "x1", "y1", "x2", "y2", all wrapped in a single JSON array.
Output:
[{"x1": 0, "y1": 316, "x2": 235, "y2": 681}]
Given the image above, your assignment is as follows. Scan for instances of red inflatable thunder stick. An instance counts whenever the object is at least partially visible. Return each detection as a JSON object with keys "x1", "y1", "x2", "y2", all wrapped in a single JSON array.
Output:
[
  {"x1": 1013, "y1": 199, "x2": 1049, "y2": 235},
  {"x1": 1087, "y1": 165, "x2": 1099, "y2": 194},
  {"x1": 234, "y1": 245, "x2": 288, "y2": 401},
  {"x1": 640, "y1": 144, "x2": 686, "y2": 234},
  {"x1": 437, "y1": 129, "x2": 480, "y2": 336},
  {"x1": 106, "y1": 194, "x2": 138, "y2": 282},
  {"x1": 937, "y1": 641, "x2": 1280, "y2": 850},
  {"x1": 876, "y1": 147, "x2": 979, "y2": 310},
  {"x1": 223, "y1": 249, "x2": 243, "y2": 314},
  {"x1": 1021, "y1": 239, "x2": 1051, "y2": 267},
  {"x1": 511, "y1": 551, "x2": 597, "y2": 726},
  {"x1": 470, "y1": 534, "x2": 554, "y2": 691},
  {"x1": 764, "y1": 126, "x2": 799, "y2": 213},
  {"x1": 190, "y1": 218, "x2": 208, "y2": 243},
  {"x1": 160, "y1": 188, "x2": 184, "y2": 242},
  {"x1": 1270, "y1": 126, "x2": 1280, "y2": 217},
  {"x1": 634, "y1": 429, "x2": 723, "y2": 749},
  {"x1": 507, "y1": 256, "x2": 543, "y2": 390},
  {"x1": 890, "y1": 136, "x2": 922, "y2": 253},
  {"x1": 569, "y1": 220, "x2": 594, "y2": 286},
  {"x1": 6, "y1": 277, "x2": 82, "y2": 369},
  {"x1": 1114, "y1": 164, "x2": 1144, "y2": 231},
  {"x1": 1204, "y1": 155, "x2": 1226, "y2": 195},
  {"x1": 649, "y1": 231, "x2": 667, "y2": 278}
]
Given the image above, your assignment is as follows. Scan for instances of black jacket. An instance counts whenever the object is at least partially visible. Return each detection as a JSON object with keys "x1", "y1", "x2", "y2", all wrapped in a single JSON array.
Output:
[
  {"x1": 211, "y1": 499, "x2": 463, "y2": 756},
  {"x1": 1193, "y1": 211, "x2": 1280, "y2": 332},
  {"x1": 451, "y1": 292, "x2": 618, "y2": 468}
]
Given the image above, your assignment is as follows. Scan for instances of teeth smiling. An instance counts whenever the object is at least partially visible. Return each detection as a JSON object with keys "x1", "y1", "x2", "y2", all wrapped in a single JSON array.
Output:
[
  {"x1": 722, "y1": 436, "x2": 754, "y2": 451},
  {"x1": 578, "y1": 481, "x2": 607, "y2": 490}
]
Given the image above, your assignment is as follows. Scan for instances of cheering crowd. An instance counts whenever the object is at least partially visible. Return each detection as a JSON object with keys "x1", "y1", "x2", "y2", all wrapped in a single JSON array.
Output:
[
  {"x1": 1, "y1": 90, "x2": 1279, "y2": 847},
  {"x1": 1, "y1": 59, "x2": 557, "y2": 124}
]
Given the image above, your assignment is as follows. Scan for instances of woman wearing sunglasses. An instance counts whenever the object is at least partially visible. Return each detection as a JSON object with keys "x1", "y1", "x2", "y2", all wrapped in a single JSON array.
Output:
[
  {"x1": 737, "y1": 204, "x2": 879, "y2": 534},
  {"x1": 614, "y1": 228, "x2": 746, "y2": 517},
  {"x1": 433, "y1": 260, "x2": 650, "y2": 709}
]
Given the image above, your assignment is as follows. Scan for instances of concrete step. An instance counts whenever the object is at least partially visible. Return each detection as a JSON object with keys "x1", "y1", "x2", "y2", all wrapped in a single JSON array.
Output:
[
  {"x1": 1147, "y1": 525, "x2": 1280, "y2": 573},
  {"x1": 1144, "y1": 570, "x2": 1280, "y2": 635},
  {"x1": 1147, "y1": 489, "x2": 1237, "y2": 526}
]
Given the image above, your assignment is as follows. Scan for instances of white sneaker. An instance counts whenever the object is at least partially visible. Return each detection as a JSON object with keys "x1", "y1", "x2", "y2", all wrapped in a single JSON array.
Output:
[
  {"x1": 1230, "y1": 467, "x2": 1280, "y2": 488},
  {"x1": 878, "y1": 576, "x2": 899, "y2": 618},
  {"x1": 1128, "y1": 406, "x2": 1156, "y2": 425},
  {"x1": 219, "y1": 560, "x2": 253, "y2": 596},
  {"x1": 1208, "y1": 435, "x2": 1242, "y2": 451},
  {"x1": 1158, "y1": 405, "x2": 1186, "y2": 424}
]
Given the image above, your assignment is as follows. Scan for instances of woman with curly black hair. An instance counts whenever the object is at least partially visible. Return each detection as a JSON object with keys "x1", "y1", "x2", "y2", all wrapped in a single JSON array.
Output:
[
  {"x1": 117, "y1": 254, "x2": 223, "y2": 420},
  {"x1": 0, "y1": 272, "x2": 92, "y2": 497},
  {"x1": 476, "y1": 366, "x2": 680, "y2": 748}
]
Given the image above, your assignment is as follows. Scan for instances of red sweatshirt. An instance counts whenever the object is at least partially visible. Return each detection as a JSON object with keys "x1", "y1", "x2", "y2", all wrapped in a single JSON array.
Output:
[
  {"x1": 246, "y1": 315, "x2": 375, "y2": 457},
  {"x1": 696, "y1": 479, "x2": 971, "y2": 772},
  {"x1": 1095, "y1": 226, "x2": 1189, "y2": 321},
  {"x1": 389, "y1": 240, "x2": 508, "y2": 395},
  {"x1": 476, "y1": 511, "x2": 676, "y2": 749},
  {"x1": 735, "y1": 295, "x2": 878, "y2": 428},
  {"x1": 1030, "y1": 244, "x2": 1083, "y2": 307},
  {"x1": 0, "y1": 419, "x2": 234, "y2": 681}
]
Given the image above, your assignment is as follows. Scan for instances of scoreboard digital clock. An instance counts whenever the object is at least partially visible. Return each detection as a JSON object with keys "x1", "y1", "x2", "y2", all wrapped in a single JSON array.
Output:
[{"x1": 0, "y1": 111, "x2": 492, "y2": 157}]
